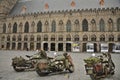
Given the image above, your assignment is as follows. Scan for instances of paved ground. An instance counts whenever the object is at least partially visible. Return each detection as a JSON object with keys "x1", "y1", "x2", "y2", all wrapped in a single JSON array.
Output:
[{"x1": 0, "y1": 50, "x2": 120, "y2": 80}]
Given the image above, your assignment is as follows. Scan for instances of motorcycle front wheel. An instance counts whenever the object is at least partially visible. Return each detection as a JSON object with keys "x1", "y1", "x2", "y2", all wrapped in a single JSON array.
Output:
[
  {"x1": 67, "y1": 65, "x2": 74, "y2": 73},
  {"x1": 90, "y1": 74, "x2": 97, "y2": 80}
]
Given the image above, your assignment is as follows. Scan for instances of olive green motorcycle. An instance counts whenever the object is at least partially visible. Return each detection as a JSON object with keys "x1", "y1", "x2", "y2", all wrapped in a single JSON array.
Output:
[
  {"x1": 12, "y1": 53, "x2": 41, "y2": 72},
  {"x1": 84, "y1": 53, "x2": 115, "y2": 80},
  {"x1": 36, "y1": 53, "x2": 74, "y2": 76}
]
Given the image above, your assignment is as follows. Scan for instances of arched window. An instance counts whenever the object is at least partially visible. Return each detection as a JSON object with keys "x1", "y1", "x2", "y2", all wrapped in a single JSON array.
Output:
[
  {"x1": 82, "y1": 19, "x2": 88, "y2": 31},
  {"x1": 83, "y1": 35, "x2": 88, "y2": 41},
  {"x1": 3, "y1": 23, "x2": 6, "y2": 33},
  {"x1": 74, "y1": 19, "x2": 80, "y2": 31},
  {"x1": 117, "y1": 18, "x2": 120, "y2": 31},
  {"x1": 51, "y1": 20, "x2": 56, "y2": 32},
  {"x1": 58, "y1": 35, "x2": 63, "y2": 41},
  {"x1": 44, "y1": 35, "x2": 48, "y2": 41},
  {"x1": 18, "y1": 35, "x2": 22, "y2": 41},
  {"x1": 12, "y1": 35, "x2": 16, "y2": 41},
  {"x1": 7, "y1": 35, "x2": 10, "y2": 41},
  {"x1": 24, "y1": 22, "x2": 29, "y2": 33},
  {"x1": 118, "y1": 34, "x2": 120, "y2": 41},
  {"x1": 99, "y1": 19, "x2": 105, "y2": 31},
  {"x1": 37, "y1": 21, "x2": 42, "y2": 32},
  {"x1": 100, "y1": 34, "x2": 105, "y2": 41},
  {"x1": 30, "y1": 35, "x2": 34, "y2": 41},
  {"x1": 37, "y1": 35, "x2": 41, "y2": 41},
  {"x1": 66, "y1": 20, "x2": 71, "y2": 32},
  {"x1": 74, "y1": 34, "x2": 79, "y2": 41},
  {"x1": 109, "y1": 35, "x2": 114, "y2": 41},
  {"x1": 108, "y1": 18, "x2": 113, "y2": 32},
  {"x1": 66, "y1": 34, "x2": 71, "y2": 41},
  {"x1": 24, "y1": 35, "x2": 28, "y2": 41},
  {"x1": 91, "y1": 19, "x2": 96, "y2": 31},
  {"x1": 91, "y1": 34, "x2": 96, "y2": 41},
  {"x1": 51, "y1": 35, "x2": 55, "y2": 41},
  {"x1": 1, "y1": 36, "x2": 5, "y2": 41},
  {"x1": 13, "y1": 22, "x2": 17, "y2": 33}
]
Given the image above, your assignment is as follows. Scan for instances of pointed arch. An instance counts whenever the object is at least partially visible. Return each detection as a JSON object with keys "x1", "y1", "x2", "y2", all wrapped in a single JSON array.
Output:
[
  {"x1": 3, "y1": 23, "x2": 6, "y2": 33},
  {"x1": 82, "y1": 19, "x2": 88, "y2": 31},
  {"x1": 37, "y1": 21, "x2": 42, "y2": 32},
  {"x1": 66, "y1": 20, "x2": 71, "y2": 32},
  {"x1": 24, "y1": 35, "x2": 28, "y2": 41},
  {"x1": 83, "y1": 35, "x2": 88, "y2": 41},
  {"x1": 109, "y1": 34, "x2": 114, "y2": 41},
  {"x1": 12, "y1": 35, "x2": 16, "y2": 41},
  {"x1": 117, "y1": 18, "x2": 120, "y2": 31},
  {"x1": 51, "y1": 35, "x2": 55, "y2": 41},
  {"x1": 91, "y1": 34, "x2": 96, "y2": 41},
  {"x1": 100, "y1": 34, "x2": 105, "y2": 41},
  {"x1": 18, "y1": 35, "x2": 22, "y2": 41},
  {"x1": 118, "y1": 34, "x2": 120, "y2": 41},
  {"x1": 58, "y1": 35, "x2": 63, "y2": 41},
  {"x1": 37, "y1": 35, "x2": 41, "y2": 41},
  {"x1": 74, "y1": 34, "x2": 79, "y2": 41},
  {"x1": 7, "y1": 35, "x2": 10, "y2": 41},
  {"x1": 30, "y1": 35, "x2": 34, "y2": 41},
  {"x1": 66, "y1": 34, "x2": 71, "y2": 41},
  {"x1": 99, "y1": 19, "x2": 105, "y2": 31},
  {"x1": 13, "y1": 22, "x2": 17, "y2": 33},
  {"x1": 24, "y1": 21, "x2": 29, "y2": 33},
  {"x1": 44, "y1": 34, "x2": 48, "y2": 41},
  {"x1": 51, "y1": 20, "x2": 56, "y2": 32}
]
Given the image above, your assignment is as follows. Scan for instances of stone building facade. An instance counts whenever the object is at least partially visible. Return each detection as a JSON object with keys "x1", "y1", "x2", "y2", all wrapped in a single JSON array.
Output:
[{"x1": 0, "y1": 0, "x2": 120, "y2": 52}]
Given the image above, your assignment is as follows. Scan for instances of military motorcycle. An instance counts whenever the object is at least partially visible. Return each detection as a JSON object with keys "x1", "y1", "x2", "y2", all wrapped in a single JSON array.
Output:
[
  {"x1": 84, "y1": 53, "x2": 115, "y2": 80},
  {"x1": 36, "y1": 53, "x2": 74, "y2": 76},
  {"x1": 12, "y1": 53, "x2": 41, "y2": 72}
]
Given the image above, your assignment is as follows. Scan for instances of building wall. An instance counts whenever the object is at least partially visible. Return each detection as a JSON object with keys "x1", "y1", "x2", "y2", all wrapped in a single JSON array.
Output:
[{"x1": 0, "y1": 8, "x2": 120, "y2": 52}]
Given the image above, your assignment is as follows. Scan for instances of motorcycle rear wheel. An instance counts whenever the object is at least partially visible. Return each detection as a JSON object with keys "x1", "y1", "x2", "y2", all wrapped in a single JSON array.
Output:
[{"x1": 36, "y1": 64, "x2": 49, "y2": 76}]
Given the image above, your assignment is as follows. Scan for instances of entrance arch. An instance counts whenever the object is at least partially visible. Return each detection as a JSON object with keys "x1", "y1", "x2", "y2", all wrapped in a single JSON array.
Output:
[
  {"x1": 82, "y1": 43, "x2": 86, "y2": 52},
  {"x1": 94, "y1": 43, "x2": 97, "y2": 52},
  {"x1": 51, "y1": 43, "x2": 55, "y2": 51},
  {"x1": 66, "y1": 43, "x2": 71, "y2": 52},
  {"x1": 23, "y1": 43, "x2": 28, "y2": 50},
  {"x1": 109, "y1": 43, "x2": 114, "y2": 52},
  {"x1": 43, "y1": 43, "x2": 48, "y2": 51},
  {"x1": 12, "y1": 43, "x2": 16, "y2": 50},
  {"x1": 18, "y1": 43, "x2": 22, "y2": 50},
  {"x1": 6, "y1": 43, "x2": 10, "y2": 50},
  {"x1": 30, "y1": 42, "x2": 34, "y2": 50},
  {"x1": 58, "y1": 43, "x2": 63, "y2": 51}
]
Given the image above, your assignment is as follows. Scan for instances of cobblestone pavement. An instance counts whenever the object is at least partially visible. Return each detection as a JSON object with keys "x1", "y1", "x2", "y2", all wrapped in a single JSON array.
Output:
[{"x1": 0, "y1": 50, "x2": 120, "y2": 80}]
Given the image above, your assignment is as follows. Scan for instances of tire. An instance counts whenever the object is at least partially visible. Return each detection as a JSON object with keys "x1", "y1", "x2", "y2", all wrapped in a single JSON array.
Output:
[
  {"x1": 90, "y1": 74, "x2": 97, "y2": 80},
  {"x1": 13, "y1": 65, "x2": 25, "y2": 72},
  {"x1": 68, "y1": 65, "x2": 74, "y2": 73},
  {"x1": 35, "y1": 64, "x2": 49, "y2": 76}
]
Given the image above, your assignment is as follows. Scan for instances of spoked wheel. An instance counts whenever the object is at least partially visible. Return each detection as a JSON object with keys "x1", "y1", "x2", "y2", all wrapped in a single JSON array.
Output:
[
  {"x1": 36, "y1": 63, "x2": 49, "y2": 76},
  {"x1": 90, "y1": 74, "x2": 97, "y2": 80},
  {"x1": 67, "y1": 65, "x2": 74, "y2": 73},
  {"x1": 13, "y1": 65, "x2": 25, "y2": 72}
]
